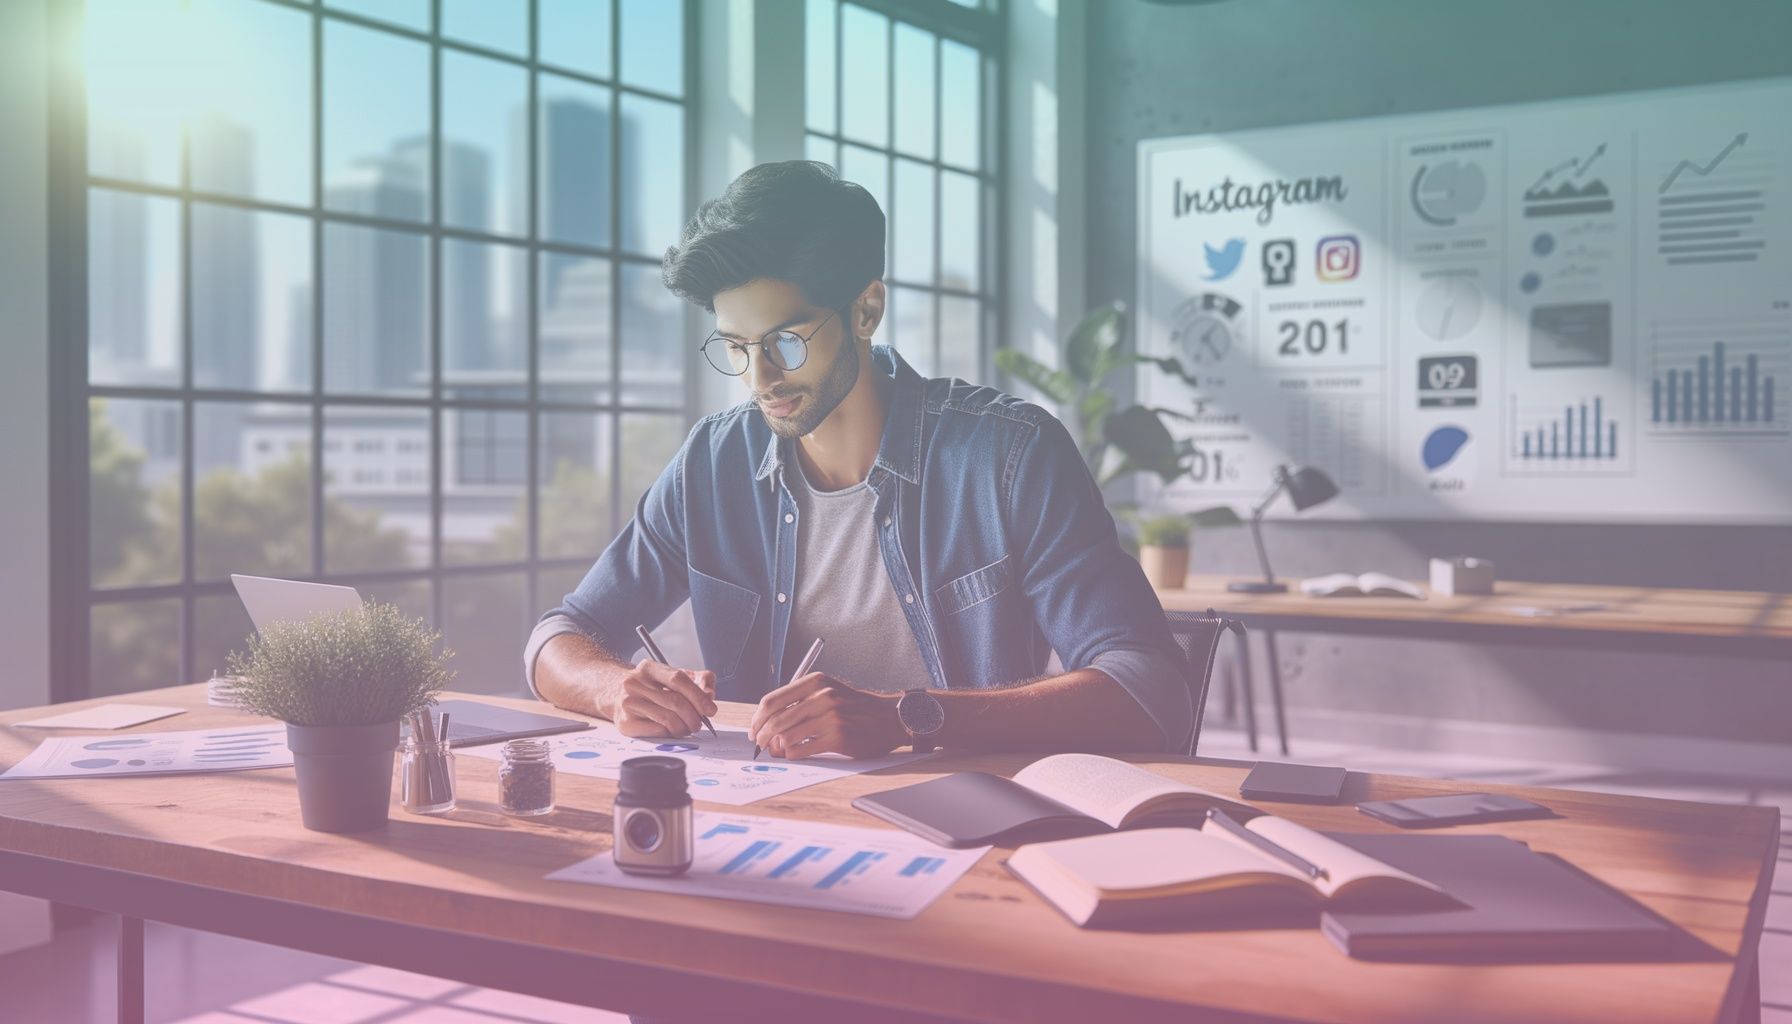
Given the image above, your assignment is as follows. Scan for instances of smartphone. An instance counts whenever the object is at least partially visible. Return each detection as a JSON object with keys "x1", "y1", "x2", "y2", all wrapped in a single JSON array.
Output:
[
  {"x1": 1355, "y1": 792, "x2": 1551, "y2": 828},
  {"x1": 1240, "y1": 762, "x2": 1348, "y2": 803}
]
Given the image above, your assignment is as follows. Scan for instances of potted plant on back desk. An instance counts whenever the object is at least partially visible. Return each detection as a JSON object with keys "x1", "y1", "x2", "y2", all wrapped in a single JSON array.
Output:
[{"x1": 229, "y1": 603, "x2": 452, "y2": 833}]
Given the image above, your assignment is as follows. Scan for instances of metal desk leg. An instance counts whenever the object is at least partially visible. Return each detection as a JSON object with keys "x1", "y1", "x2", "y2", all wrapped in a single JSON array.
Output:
[
  {"x1": 118, "y1": 915, "x2": 144, "y2": 1024},
  {"x1": 1233, "y1": 629, "x2": 1259, "y2": 753},
  {"x1": 1262, "y1": 629, "x2": 1291, "y2": 756}
]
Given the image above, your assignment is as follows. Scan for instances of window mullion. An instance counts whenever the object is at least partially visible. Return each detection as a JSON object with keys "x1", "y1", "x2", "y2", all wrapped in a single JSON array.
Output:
[
  {"x1": 428, "y1": 0, "x2": 445, "y2": 630},
  {"x1": 524, "y1": 0, "x2": 541, "y2": 620}
]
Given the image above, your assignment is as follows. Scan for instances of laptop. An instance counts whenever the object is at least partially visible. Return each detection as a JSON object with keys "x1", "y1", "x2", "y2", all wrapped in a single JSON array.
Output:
[
  {"x1": 230, "y1": 574, "x2": 363, "y2": 634},
  {"x1": 227, "y1": 574, "x2": 589, "y2": 747}
]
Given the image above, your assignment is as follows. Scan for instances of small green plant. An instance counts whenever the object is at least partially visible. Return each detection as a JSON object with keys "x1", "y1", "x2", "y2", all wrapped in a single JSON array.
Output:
[
  {"x1": 995, "y1": 302, "x2": 1211, "y2": 488},
  {"x1": 1136, "y1": 514, "x2": 1192, "y2": 549},
  {"x1": 227, "y1": 602, "x2": 453, "y2": 727}
]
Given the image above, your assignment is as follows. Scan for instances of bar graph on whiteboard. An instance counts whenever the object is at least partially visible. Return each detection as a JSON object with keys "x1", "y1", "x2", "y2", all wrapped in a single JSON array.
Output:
[
  {"x1": 1648, "y1": 317, "x2": 1789, "y2": 438},
  {"x1": 1506, "y1": 394, "x2": 1632, "y2": 476}
]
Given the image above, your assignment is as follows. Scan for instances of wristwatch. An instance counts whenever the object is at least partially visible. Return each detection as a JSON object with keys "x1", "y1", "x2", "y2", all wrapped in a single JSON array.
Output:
[{"x1": 896, "y1": 688, "x2": 945, "y2": 753}]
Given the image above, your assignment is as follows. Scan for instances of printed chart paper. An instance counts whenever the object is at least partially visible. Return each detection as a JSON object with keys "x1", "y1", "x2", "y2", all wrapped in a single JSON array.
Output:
[
  {"x1": 548, "y1": 812, "x2": 989, "y2": 919},
  {"x1": 460, "y1": 723, "x2": 933, "y2": 805},
  {"x1": 0, "y1": 725, "x2": 292, "y2": 780}
]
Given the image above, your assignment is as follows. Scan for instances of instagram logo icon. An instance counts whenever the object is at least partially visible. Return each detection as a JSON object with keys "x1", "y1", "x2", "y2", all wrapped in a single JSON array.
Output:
[{"x1": 1316, "y1": 235, "x2": 1360, "y2": 282}]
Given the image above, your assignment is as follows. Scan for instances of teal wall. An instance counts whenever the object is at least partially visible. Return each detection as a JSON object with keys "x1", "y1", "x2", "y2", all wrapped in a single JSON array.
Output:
[{"x1": 1082, "y1": 0, "x2": 1792, "y2": 749}]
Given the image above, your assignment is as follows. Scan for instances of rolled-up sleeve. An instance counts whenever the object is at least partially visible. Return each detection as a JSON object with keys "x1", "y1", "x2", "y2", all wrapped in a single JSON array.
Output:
[
  {"x1": 521, "y1": 614, "x2": 587, "y2": 699},
  {"x1": 1007, "y1": 413, "x2": 1190, "y2": 753},
  {"x1": 535, "y1": 426, "x2": 696, "y2": 679}
]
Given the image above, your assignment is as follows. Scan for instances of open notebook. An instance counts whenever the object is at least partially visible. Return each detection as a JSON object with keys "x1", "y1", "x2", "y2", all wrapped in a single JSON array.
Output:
[
  {"x1": 1300, "y1": 573, "x2": 1426, "y2": 599},
  {"x1": 1005, "y1": 817, "x2": 1451, "y2": 927},
  {"x1": 852, "y1": 753, "x2": 1261, "y2": 848}
]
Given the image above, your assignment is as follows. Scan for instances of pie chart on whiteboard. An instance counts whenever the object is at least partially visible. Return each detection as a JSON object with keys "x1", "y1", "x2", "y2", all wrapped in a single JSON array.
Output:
[{"x1": 1410, "y1": 160, "x2": 1488, "y2": 226}]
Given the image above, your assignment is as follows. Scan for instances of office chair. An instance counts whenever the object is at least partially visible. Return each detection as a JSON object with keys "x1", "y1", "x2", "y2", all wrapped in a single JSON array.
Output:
[{"x1": 1167, "y1": 609, "x2": 1246, "y2": 757}]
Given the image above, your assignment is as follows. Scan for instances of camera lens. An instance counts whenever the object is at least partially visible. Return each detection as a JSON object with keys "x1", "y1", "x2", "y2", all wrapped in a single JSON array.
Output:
[{"x1": 624, "y1": 809, "x2": 663, "y2": 853}]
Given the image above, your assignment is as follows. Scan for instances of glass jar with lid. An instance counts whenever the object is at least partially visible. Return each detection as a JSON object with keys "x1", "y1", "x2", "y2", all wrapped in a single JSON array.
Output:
[{"x1": 498, "y1": 739, "x2": 555, "y2": 817}]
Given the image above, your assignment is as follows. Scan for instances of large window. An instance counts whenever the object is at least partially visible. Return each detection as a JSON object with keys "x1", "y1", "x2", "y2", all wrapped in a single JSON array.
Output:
[
  {"x1": 802, "y1": 0, "x2": 1001, "y2": 383},
  {"x1": 63, "y1": 0, "x2": 693, "y2": 699}
]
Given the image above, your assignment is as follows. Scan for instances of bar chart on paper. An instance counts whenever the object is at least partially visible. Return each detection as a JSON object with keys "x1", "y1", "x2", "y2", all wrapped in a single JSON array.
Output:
[
  {"x1": 547, "y1": 813, "x2": 989, "y2": 919},
  {"x1": 1649, "y1": 319, "x2": 1788, "y2": 437}
]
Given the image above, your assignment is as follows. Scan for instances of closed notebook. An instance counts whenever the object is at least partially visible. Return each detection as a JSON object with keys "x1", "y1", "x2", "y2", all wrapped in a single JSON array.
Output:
[
  {"x1": 1320, "y1": 834, "x2": 1674, "y2": 960},
  {"x1": 1004, "y1": 817, "x2": 1450, "y2": 927},
  {"x1": 852, "y1": 753, "x2": 1261, "y2": 848}
]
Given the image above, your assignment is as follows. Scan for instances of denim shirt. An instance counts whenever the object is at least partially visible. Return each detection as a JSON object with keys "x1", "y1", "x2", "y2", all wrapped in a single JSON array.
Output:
[{"x1": 547, "y1": 346, "x2": 1190, "y2": 752}]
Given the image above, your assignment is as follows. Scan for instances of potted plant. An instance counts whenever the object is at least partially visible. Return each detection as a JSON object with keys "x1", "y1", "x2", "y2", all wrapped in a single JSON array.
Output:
[
  {"x1": 996, "y1": 303, "x2": 1244, "y2": 547},
  {"x1": 1136, "y1": 514, "x2": 1193, "y2": 589},
  {"x1": 229, "y1": 602, "x2": 452, "y2": 833},
  {"x1": 1130, "y1": 506, "x2": 1243, "y2": 588}
]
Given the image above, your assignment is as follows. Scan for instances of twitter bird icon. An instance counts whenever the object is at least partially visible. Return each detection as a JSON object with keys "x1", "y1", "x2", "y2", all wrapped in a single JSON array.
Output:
[{"x1": 1202, "y1": 238, "x2": 1246, "y2": 281}]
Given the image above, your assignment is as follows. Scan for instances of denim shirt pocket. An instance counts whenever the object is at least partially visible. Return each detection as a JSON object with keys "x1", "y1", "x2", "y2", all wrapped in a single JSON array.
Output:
[
  {"x1": 688, "y1": 565, "x2": 760, "y2": 680},
  {"x1": 931, "y1": 555, "x2": 1013, "y2": 616}
]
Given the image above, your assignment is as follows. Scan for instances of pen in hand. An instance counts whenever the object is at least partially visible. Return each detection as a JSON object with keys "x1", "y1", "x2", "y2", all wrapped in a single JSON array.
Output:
[
  {"x1": 635, "y1": 624, "x2": 717, "y2": 739},
  {"x1": 754, "y1": 637, "x2": 825, "y2": 761}
]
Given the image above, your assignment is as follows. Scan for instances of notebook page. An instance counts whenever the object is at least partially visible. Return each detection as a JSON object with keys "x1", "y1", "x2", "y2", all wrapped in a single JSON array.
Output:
[
  {"x1": 1245, "y1": 816, "x2": 1444, "y2": 898},
  {"x1": 1013, "y1": 754, "x2": 1220, "y2": 830},
  {"x1": 1027, "y1": 828, "x2": 1307, "y2": 894}
]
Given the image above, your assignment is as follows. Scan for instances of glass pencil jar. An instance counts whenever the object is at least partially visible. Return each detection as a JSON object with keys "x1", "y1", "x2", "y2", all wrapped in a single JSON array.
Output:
[
  {"x1": 498, "y1": 739, "x2": 556, "y2": 817},
  {"x1": 400, "y1": 732, "x2": 456, "y2": 815}
]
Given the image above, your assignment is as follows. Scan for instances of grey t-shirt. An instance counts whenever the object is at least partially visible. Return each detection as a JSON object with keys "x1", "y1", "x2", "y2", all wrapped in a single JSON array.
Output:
[
  {"x1": 784, "y1": 459, "x2": 931, "y2": 694},
  {"x1": 523, "y1": 460, "x2": 932, "y2": 696}
]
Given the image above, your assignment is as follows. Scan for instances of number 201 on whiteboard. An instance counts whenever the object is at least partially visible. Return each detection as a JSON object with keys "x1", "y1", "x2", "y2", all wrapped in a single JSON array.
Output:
[{"x1": 1264, "y1": 312, "x2": 1380, "y2": 368}]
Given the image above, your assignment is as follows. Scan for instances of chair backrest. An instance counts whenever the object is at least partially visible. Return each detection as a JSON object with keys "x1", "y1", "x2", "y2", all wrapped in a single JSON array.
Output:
[{"x1": 1167, "y1": 609, "x2": 1245, "y2": 757}]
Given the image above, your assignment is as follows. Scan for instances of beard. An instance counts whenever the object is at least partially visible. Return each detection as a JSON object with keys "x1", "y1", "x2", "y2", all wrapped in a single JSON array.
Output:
[{"x1": 759, "y1": 331, "x2": 861, "y2": 438}]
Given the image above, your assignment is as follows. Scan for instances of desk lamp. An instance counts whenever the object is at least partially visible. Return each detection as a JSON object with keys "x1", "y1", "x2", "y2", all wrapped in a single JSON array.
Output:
[{"x1": 1228, "y1": 464, "x2": 1339, "y2": 594}]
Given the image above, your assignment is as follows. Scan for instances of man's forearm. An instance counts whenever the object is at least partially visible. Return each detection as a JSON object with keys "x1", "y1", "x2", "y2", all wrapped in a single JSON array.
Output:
[
  {"x1": 534, "y1": 631, "x2": 632, "y2": 719},
  {"x1": 930, "y1": 669, "x2": 1165, "y2": 753}
]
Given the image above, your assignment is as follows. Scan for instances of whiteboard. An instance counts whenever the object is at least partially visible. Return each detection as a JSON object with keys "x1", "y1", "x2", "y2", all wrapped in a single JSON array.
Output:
[{"x1": 1136, "y1": 77, "x2": 1792, "y2": 523}]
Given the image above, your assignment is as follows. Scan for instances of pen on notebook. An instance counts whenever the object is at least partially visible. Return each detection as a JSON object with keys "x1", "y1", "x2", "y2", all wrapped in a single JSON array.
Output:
[
  {"x1": 1206, "y1": 808, "x2": 1328, "y2": 881},
  {"x1": 754, "y1": 637, "x2": 825, "y2": 761},
  {"x1": 635, "y1": 624, "x2": 718, "y2": 739}
]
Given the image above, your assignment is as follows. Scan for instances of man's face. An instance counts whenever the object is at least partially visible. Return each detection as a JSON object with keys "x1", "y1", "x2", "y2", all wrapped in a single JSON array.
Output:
[{"x1": 712, "y1": 278, "x2": 860, "y2": 439}]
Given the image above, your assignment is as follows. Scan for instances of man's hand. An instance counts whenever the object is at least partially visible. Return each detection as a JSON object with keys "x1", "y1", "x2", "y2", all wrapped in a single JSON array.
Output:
[
  {"x1": 748, "y1": 673, "x2": 908, "y2": 759},
  {"x1": 603, "y1": 660, "x2": 718, "y2": 738}
]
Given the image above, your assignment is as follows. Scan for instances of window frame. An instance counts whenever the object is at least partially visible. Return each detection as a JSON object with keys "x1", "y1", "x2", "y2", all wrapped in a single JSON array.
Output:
[
  {"x1": 47, "y1": 0, "x2": 701, "y2": 701},
  {"x1": 802, "y1": 0, "x2": 1006, "y2": 384}
]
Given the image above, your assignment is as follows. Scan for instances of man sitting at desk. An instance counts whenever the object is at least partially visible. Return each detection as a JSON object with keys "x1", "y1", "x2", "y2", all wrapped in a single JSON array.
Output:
[{"x1": 525, "y1": 160, "x2": 1187, "y2": 758}]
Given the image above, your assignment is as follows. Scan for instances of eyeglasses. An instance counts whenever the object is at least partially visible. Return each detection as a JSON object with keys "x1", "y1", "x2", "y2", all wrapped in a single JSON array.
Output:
[{"x1": 699, "y1": 312, "x2": 837, "y2": 376}]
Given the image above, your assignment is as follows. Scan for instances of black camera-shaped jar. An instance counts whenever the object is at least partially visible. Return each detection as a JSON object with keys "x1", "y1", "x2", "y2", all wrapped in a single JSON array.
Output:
[{"x1": 612, "y1": 756, "x2": 693, "y2": 876}]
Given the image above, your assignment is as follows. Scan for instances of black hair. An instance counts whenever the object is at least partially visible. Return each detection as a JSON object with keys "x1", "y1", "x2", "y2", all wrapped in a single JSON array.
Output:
[{"x1": 661, "y1": 160, "x2": 885, "y2": 313}]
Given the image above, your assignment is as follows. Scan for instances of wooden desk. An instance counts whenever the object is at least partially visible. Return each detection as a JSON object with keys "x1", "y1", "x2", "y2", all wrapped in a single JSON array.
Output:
[
  {"x1": 1159, "y1": 574, "x2": 1792, "y2": 753},
  {"x1": 0, "y1": 686, "x2": 1778, "y2": 1024}
]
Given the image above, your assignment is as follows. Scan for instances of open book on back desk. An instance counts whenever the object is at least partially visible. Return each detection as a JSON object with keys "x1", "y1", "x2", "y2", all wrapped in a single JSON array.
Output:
[
  {"x1": 1005, "y1": 817, "x2": 1450, "y2": 927},
  {"x1": 852, "y1": 753, "x2": 1263, "y2": 848},
  {"x1": 1300, "y1": 573, "x2": 1425, "y2": 598}
]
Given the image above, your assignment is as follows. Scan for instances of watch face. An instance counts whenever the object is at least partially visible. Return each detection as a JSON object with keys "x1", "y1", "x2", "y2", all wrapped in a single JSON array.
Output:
[{"x1": 898, "y1": 689, "x2": 945, "y2": 736}]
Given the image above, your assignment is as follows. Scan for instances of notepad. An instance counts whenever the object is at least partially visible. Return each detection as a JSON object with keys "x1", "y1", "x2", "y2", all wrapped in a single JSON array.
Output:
[{"x1": 16, "y1": 704, "x2": 186, "y2": 730}]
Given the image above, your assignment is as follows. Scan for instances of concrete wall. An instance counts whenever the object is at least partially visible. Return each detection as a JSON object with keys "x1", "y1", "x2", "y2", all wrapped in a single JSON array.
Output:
[
  {"x1": 1083, "y1": 0, "x2": 1792, "y2": 760},
  {"x1": 0, "y1": 0, "x2": 55, "y2": 956}
]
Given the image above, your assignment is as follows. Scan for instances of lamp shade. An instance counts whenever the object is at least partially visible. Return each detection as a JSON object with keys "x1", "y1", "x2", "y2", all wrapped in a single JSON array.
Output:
[{"x1": 1282, "y1": 466, "x2": 1339, "y2": 511}]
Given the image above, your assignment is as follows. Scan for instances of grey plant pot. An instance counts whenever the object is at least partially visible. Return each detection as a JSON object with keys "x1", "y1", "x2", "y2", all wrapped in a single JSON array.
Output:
[{"x1": 285, "y1": 720, "x2": 400, "y2": 833}]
